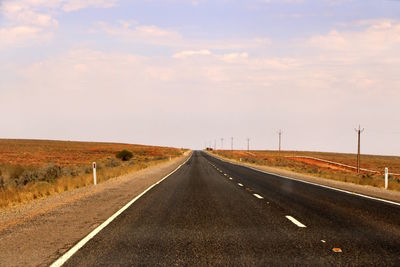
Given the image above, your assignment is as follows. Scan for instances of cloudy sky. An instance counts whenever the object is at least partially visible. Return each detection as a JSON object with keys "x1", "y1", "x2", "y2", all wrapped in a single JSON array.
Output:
[{"x1": 1, "y1": 0, "x2": 400, "y2": 155}]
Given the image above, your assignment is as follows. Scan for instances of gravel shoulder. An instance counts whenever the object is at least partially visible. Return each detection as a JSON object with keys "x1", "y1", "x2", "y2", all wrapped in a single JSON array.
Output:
[
  {"x1": 0, "y1": 152, "x2": 191, "y2": 267},
  {"x1": 207, "y1": 152, "x2": 400, "y2": 203}
]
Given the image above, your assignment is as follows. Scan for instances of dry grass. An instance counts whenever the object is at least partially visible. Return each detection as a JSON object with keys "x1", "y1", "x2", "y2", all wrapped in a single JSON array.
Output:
[
  {"x1": 0, "y1": 139, "x2": 185, "y2": 208},
  {"x1": 212, "y1": 150, "x2": 400, "y2": 191}
]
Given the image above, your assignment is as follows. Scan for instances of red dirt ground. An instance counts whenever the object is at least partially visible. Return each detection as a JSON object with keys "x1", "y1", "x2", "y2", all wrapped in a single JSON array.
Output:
[{"x1": 288, "y1": 157, "x2": 356, "y2": 173}]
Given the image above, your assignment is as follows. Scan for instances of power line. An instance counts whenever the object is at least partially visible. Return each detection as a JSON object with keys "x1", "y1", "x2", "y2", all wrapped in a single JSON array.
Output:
[
  {"x1": 354, "y1": 125, "x2": 365, "y2": 174},
  {"x1": 278, "y1": 130, "x2": 283, "y2": 152}
]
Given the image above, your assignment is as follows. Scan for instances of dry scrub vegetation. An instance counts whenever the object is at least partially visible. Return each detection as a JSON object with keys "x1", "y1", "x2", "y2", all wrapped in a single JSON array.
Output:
[
  {"x1": 212, "y1": 150, "x2": 400, "y2": 191},
  {"x1": 0, "y1": 139, "x2": 185, "y2": 208}
]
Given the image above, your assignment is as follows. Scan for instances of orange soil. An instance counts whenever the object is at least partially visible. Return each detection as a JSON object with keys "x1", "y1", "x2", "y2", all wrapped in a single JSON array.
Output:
[
  {"x1": 288, "y1": 157, "x2": 354, "y2": 173},
  {"x1": 0, "y1": 139, "x2": 182, "y2": 167}
]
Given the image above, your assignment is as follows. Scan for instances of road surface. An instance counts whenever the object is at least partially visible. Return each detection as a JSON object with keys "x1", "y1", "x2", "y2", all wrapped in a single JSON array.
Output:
[{"x1": 64, "y1": 151, "x2": 400, "y2": 266}]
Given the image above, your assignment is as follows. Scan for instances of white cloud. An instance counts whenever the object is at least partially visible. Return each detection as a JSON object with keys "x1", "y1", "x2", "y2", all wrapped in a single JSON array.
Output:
[
  {"x1": 219, "y1": 52, "x2": 248, "y2": 63},
  {"x1": 0, "y1": 0, "x2": 117, "y2": 49},
  {"x1": 62, "y1": 0, "x2": 117, "y2": 12},
  {"x1": 135, "y1": 25, "x2": 176, "y2": 37},
  {"x1": 98, "y1": 21, "x2": 183, "y2": 46},
  {"x1": 309, "y1": 19, "x2": 400, "y2": 55},
  {"x1": 1, "y1": 1, "x2": 59, "y2": 27},
  {"x1": 96, "y1": 20, "x2": 271, "y2": 51},
  {"x1": 0, "y1": 25, "x2": 52, "y2": 48},
  {"x1": 173, "y1": 49, "x2": 212, "y2": 58}
]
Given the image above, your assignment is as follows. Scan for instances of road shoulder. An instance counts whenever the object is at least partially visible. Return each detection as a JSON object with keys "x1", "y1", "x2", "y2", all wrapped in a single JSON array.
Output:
[
  {"x1": 206, "y1": 151, "x2": 400, "y2": 204},
  {"x1": 0, "y1": 152, "x2": 191, "y2": 267}
]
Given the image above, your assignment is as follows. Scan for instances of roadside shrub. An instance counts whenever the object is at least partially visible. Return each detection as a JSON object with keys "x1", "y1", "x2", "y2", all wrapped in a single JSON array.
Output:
[
  {"x1": 308, "y1": 167, "x2": 319, "y2": 174},
  {"x1": 41, "y1": 164, "x2": 62, "y2": 182},
  {"x1": 20, "y1": 169, "x2": 40, "y2": 185},
  {"x1": 96, "y1": 163, "x2": 103, "y2": 170},
  {"x1": 105, "y1": 158, "x2": 121, "y2": 167},
  {"x1": 10, "y1": 164, "x2": 63, "y2": 186},
  {"x1": 0, "y1": 169, "x2": 4, "y2": 188},
  {"x1": 62, "y1": 167, "x2": 80, "y2": 177},
  {"x1": 116, "y1": 150, "x2": 133, "y2": 161},
  {"x1": 16, "y1": 164, "x2": 61, "y2": 186},
  {"x1": 8, "y1": 165, "x2": 26, "y2": 186},
  {"x1": 84, "y1": 166, "x2": 92, "y2": 174},
  {"x1": 10, "y1": 165, "x2": 25, "y2": 180}
]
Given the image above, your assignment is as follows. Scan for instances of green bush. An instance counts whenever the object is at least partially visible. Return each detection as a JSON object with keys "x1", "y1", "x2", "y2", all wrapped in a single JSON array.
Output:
[{"x1": 116, "y1": 150, "x2": 133, "y2": 161}]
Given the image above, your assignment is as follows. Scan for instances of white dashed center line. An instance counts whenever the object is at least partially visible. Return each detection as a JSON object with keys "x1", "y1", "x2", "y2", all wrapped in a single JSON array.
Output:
[
  {"x1": 285, "y1": 216, "x2": 307, "y2": 228},
  {"x1": 238, "y1": 183, "x2": 243, "y2": 187},
  {"x1": 253, "y1": 193, "x2": 264, "y2": 199},
  {"x1": 229, "y1": 177, "x2": 233, "y2": 180}
]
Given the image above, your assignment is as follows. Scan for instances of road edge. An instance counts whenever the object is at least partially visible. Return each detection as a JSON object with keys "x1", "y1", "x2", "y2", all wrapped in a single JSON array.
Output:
[
  {"x1": 51, "y1": 152, "x2": 192, "y2": 267},
  {"x1": 204, "y1": 151, "x2": 400, "y2": 207}
]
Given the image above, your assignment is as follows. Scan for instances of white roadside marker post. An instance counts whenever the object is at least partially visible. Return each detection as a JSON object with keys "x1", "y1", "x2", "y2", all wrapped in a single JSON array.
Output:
[
  {"x1": 93, "y1": 162, "x2": 97, "y2": 186},
  {"x1": 385, "y1": 167, "x2": 389, "y2": 190}
]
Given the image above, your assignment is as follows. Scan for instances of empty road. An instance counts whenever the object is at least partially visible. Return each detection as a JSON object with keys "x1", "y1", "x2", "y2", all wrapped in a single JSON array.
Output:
[{"x1": 63, "y1": 151, "x2": 400, "y2": 266}]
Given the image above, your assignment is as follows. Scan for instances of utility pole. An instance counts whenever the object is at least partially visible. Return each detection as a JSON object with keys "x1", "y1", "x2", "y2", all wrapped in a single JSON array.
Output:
[
  {"x1": 221, "y1": 138, "x2": 224, "y2": 150},
  {"x1": 214, "y1": 139, "x2": 216, "y2": 151},
  {"x1": 278, "y1": 130, "x2": 282, "y2": 152},
  {"x1": 354, "y1": 125, "x2": 364, "y2": 174},
  {"x1": 231, "y1": 137, "x2": 233, "y2": 151},
  {"x1": 247, "y1": 138, "x2": 250, "y2": 152}
]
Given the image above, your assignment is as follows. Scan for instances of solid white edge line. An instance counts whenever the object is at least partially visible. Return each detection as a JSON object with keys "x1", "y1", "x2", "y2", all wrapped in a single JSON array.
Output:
[
  {"x1": 50, "y1": 153, "x2": 193, "y2": 267},
  {"x1": 286, "y1": 215, "x2": 307, "y2": 228},
  {"x1": 205, "y1": 152, "x2": 400, "y2": 207},
  {"x1": 253, "y1": 193, "x2": 264, "y2": 199}
]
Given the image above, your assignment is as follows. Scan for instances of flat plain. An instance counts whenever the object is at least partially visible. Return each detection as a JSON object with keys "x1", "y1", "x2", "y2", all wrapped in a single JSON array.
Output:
[
  {"x1": 212, "y1": 150, "x2": 400, "y2": 191},
  {"x1": 0, "y1": 139, "x2": 184, "y2": 207}
]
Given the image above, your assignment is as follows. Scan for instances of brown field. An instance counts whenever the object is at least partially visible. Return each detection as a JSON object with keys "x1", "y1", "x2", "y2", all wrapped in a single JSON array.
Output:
[
  {"x1": 211, "y1": 150, "x2": 400, "y2": 191},
  {"x1": 0, "y1": 139, "x2": 185, "y2": 208}
]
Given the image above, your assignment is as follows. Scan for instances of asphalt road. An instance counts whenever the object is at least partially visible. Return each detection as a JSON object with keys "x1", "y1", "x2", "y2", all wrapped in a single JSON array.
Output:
[{"x1": 64, "y1": 151, "x2": 400, "y2": 266}]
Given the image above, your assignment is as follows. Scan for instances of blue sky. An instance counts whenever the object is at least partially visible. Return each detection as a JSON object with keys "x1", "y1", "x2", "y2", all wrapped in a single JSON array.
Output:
[
  {"x1": 1, "y1": 0, "x2": 400, "y2": 155},
  {"x1": 54, "y1": 1, "x2": 400, "y2": 37}
]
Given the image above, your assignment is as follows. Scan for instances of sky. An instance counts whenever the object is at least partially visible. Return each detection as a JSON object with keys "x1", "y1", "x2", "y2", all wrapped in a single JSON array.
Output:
[{"x1": 1, "y1": 0, "x2": 400, "y2": 155}]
